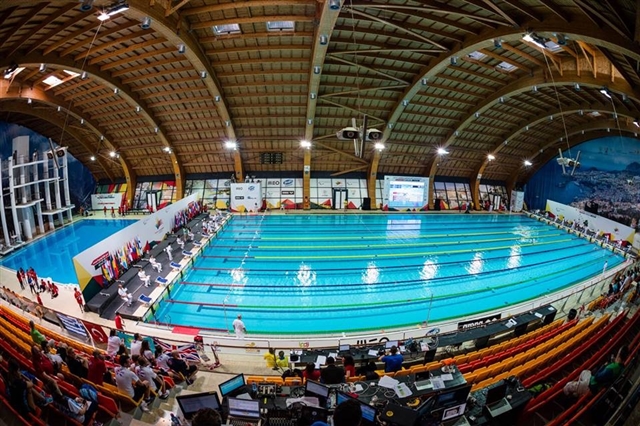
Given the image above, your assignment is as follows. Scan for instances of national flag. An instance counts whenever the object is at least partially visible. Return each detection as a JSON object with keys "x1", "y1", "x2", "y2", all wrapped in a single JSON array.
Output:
[
  {"x1": 56, "y1": 313, "x2": 88, "y2": 338},
  {"x1": 152, "y1": 338, "x2": 201, "y2": 364},
  {"x1": 81, "y1": 320, "x2": 108, "y2": 344}
]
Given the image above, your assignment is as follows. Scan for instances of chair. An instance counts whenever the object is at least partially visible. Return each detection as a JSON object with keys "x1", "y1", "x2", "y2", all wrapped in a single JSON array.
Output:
[
  {"x1": 246, "y1": 376, "x2": 266, "y2": 385},
  {"x1": 265, "y1": 377, "x2": 284, "y2": 385},
  {"x1": 473, "y1": 367, "x2": 491, "y2": 383},
  {"x1": 284, "y1": 377, "x2": 303, "y2": 386},
  {"x1": 467, "y1": 351, "x2": 482, "y2": 363},
  {"x1": 347, "y1": 375, "x2": 363, "y2": 383},
  {"x1": 463, "y1": 373, "x2": 477, "y2": 385},
  {"x1": 410, "y1": 365, "x2": 429, "y2": 374},
  {"x1": 394, "y1": 369, "x2": 412, "y2": 378}
]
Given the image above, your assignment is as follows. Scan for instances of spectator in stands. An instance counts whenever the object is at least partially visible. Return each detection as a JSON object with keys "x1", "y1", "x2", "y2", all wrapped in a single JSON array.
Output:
[
  {"x1": 3, "y1": 357, "x2": 53, "y2": 415},
  {"x1": 379, "y1": 345, "x2": 404, "y2": 373},
  {"x1": 342, "y1": 355, "x2": 356, "y2": 378},
  {"x1": 263, "y1": 348, "x2": 277, "y2": 370},
  {"x1": 135, "y1": 356, "x2": 169, "y2": 399},
  {"x1": 115, "y1": 355, "x2": 150, "y2": 411},
  {"x1": 30, "y1": 344, "x2": 63, "y2": 398},
  {"x1": 57, "y1": 395, "x2": 93, "y2": 424},
  {"x1": 155, "y1": 346, "x2": 177, "y2": 380},
  {"x1": 44, "y1": 340, "x2": 64, "y2": 365},
  {"x1": 192, "y1": 407, "x2": 222, "y2": 426},
  {"x1": 311, "y1": 399, "x2": 362, "y2": 426},
  {"x1": 168, "y1": 350, "x2": 198, "y2": 385},
  {"x1": 140, "y1": 340, "x2": 155, "y2": 365},
  {"x1": 87, "y1": 350, "x2": 107, "y2": 386},
  {"x1": 117, "y1": 283, "x2": 133, "y2": 306},
  {"x1": 130, "y1": 333, "x2": 143, "y2": 357},
  {"x1": 303, "y1": 363, "x2": 321, "y2": 382},
  {"x1": 106, "y1": 329, "x2": 125, "y2": 359},
  {"x1": 66, "y1": 348, "x2": 89, "y2": 379},
  {"x1": 589, "y1": 345, "x2": 628, "y2": 393},
  {"x1": 48, "y1": 340, "x2": 68, "y2": 363},
  {"x1": 320, "y1": 357, "x2": 345, "y2": 384},
  {"x1": 29, "y1": 320, "x2": 46, "y2": 346}
]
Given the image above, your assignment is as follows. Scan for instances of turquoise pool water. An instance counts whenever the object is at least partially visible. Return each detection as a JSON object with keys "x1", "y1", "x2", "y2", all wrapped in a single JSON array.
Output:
[
  {"x1": 153, "y1": 214, "x2": 624, "y2": 334},
  {"x1": 1, "y1": 219, "x2": 135, "y2": 284}
]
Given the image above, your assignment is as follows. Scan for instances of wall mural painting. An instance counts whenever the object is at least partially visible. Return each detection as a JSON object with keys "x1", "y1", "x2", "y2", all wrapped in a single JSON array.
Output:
[{"x1": 526, "y1": 136, "x2": 640, "y2": 230}]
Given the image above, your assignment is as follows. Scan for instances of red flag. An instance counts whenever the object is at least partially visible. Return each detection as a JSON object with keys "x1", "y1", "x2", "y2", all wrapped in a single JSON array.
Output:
[{"x1": 81, "y1": 320, "x2": 108, "y2": 344}]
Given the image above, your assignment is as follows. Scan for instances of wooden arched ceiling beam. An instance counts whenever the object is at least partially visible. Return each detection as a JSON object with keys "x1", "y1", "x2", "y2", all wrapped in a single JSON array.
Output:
[
  {"x1": 378, "y1": 16, "x2": 640, "y2": 144},
  {"x1": 0, "y1": 86, "x2": 133, "y2": 190},
  {"x1": 506, "y1": 120, "x2": 640, "y2": 191},
  {"x1": 0, "y1": 102, "x2": 116, "y2": 182},
  {"x1": 118, "y1": 0, "x2": 240, "y2": 183},
  {"x1": 0, "y1": 53, "x2": 181, "y2": 195}
]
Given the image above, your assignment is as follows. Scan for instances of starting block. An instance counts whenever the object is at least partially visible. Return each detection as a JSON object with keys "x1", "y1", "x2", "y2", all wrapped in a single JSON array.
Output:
[
  {"x1": 182, "y1": 250, "x2": 193, "y2": 257},
  {"x1": 170, "y1": 261, "x2": 182, "y2": 270},
  {"x1": 155, "y1": 276, "x2": 168, "y2": 286},
  {"x1": 138, "y1": 294, "x2": 152, "y2": 306},
  {"x1": 193, "y1": 241, "x2": 202, "y2": 247}
]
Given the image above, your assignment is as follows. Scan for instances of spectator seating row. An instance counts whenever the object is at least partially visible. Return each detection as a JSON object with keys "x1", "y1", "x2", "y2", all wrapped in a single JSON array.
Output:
[{"x1": 522, "y1": 309, "x2": 640, "y2": 423}]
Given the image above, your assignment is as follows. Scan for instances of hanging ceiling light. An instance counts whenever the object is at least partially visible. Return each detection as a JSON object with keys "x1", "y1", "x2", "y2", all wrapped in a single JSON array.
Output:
[
  {"x1": 300, "y1": 140, "x2": 312, "y2": 149},
  {"x1": 225, "y1": 140, "x2": 237, "y2": 150},
  {"x1": 374, "y1": 142, "x2": 385, "y2": 151},
  {"x1": 487, "y1": 154, "x2": 495, "y2": 161},
  {"x1": 437, "y1": 147, "x2": 449, "y2": 155},
  {"x1": 599, "y1": 87, "x2": 612, "y2": 99},
  {"x1": 524, "y1": 160, "x2": 532, "y2": 166}
]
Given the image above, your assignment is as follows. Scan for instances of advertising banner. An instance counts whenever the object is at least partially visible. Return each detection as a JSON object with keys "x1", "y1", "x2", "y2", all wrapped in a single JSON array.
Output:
[
  {"x1": 91, "y1": 193, "x2": 124, "y2": 210},
  {"x1": 230, "y1": 182, "x2": 262, "y2": 212}
]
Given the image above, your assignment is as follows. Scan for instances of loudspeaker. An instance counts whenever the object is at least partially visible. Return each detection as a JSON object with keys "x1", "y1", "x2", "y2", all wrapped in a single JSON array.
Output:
[
  {"x1": 56, "y1": 149, "x2": 65, "y2": 157},
  {"x1": 475, "y1": 335, "x2": 490, "y2": 349},
  {"x1": 568, "y1": 308, "x2": 578, "y2": 321},
  {"x1": 543, "y1": 311, "x2": 556, "y2": 325},
  {"x1": 362, "y1": 197, "x2": 371, "y2": 210},
  {"x1": 434, "y1": 198, "x2": 441, "y2": 211},
  {"x1": 47, "y1": 152, "x2": 54, "y2": 160},
  {"x1": 423, "y1": 348, "x2": 436, "y2": 363}
]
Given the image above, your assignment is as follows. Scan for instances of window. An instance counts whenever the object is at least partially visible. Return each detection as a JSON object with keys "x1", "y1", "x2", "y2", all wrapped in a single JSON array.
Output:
[
  {"x1": 266, "y1": 21, "x2": 294, "y2": 31},
  {"x1": 496, "y1": 61, "x2": 516, "y2": 72},
  {"x1": 467, "y1": 51, "x2": 486, "y2": 61},
  {"x1": 213, "y1": 24, "x2": 241, "y2": 35}
]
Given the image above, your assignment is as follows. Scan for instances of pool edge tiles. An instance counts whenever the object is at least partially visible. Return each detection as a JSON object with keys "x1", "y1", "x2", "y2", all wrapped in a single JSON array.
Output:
[{"x1": 151, "y1": 213, "x2": 625, "y2": 335}]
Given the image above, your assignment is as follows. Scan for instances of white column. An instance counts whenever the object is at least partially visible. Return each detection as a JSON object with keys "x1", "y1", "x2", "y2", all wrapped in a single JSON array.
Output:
[
  {"x1": 8, "y1": 158, "x2": 21, "y2": 241},
  {"x1": 0, "y1": 161, "x2": 10, "y2": 246},
  {"x1": 61, "y1": 152, "x2": 72, "y2": 221},
  {"x1": 32, "y1": 151, "x2": 40, "y2": 200},
  {"x1": 42, "y1": 158, "x2": 54, "y2": 230},
  {"x1": 19, "y1": 155, "x2": 27, "y2": 204},
  {"x1": 36, "y1": 203, "x2": 44, "y2": 234}
]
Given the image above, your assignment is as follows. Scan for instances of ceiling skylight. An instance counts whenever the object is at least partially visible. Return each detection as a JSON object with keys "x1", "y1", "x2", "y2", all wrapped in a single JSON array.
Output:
[{"x1": 213, "y1": 24, "x2": 241, "y2": 35}]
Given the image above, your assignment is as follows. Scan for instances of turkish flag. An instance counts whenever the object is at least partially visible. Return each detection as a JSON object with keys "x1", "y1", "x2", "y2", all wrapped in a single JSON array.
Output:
[{"x1": 81, "y1": 320, "x2": 108, "y2": 344}]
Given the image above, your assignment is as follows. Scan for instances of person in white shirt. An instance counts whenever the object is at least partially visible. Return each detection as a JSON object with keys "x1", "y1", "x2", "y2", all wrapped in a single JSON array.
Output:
[
  {"x1": 106, "y1": 329, "x2": 123, "y2": 358},
  {"x1": 136, "y1": 357, "x2": 169, "y2": 399},
  {"x1": 232, "y1": 314, "x2": 247, "y2": 339},
  {"x1": 115, "y1": 355, "x2": 150, "y2": 410},
  {"x1": 165, "y1": 245, "x2": 173, "y2": 261},
  {"x1": 176, "y1": 237, "x2": 185, "y2": 250},
  {"x1": 149, "y1": 256, "x2": 162, "y2": 273},
  {"x1": 130, "y1": 333, "x2": 143, "y2": 357},
  {"x1": 118, "y1": 284, "x2": 133, "y2": 306},
  {"x1": 137, "y1": 270, "x2": 150, "y2": 287}
]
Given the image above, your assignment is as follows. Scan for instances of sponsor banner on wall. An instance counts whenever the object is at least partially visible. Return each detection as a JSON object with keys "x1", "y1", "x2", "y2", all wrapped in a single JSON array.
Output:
[
  {"x1": 457, "y1": 313, "x2": 501, "y2": 331},
  {"x1": 546, "y1": 199, "x2": 635, "y2": 242},
  {"x1": 510, "y1": 190, "x2": 525, "y2": 212},
  {"x1": 91, "y1": 193, "x2": 124, "y2": 210},
  {"x1": 230, "y1": 183, "x2": 263, "y2": 211}
]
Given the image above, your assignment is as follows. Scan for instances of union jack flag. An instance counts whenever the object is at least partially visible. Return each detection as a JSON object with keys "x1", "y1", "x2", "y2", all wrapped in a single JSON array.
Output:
[{"x1": 152, "y1": 338, "x2": 201, "y2": 364}]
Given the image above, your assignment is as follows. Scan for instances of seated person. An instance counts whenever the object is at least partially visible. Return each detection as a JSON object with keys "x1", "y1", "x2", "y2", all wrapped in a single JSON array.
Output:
[
  {"x1": 136, "y1": 357, "x2": 169, "y2": 399},
  {"x1": 343, "y1": 355, "x2": 356, "y2": 378},
  {"x1": 66, "y1": 348, "x2": 89, "y2": 379},
  {"x1": 589, "y1": 345, "x2": 628, "y2": 393},
  {"x1": 320, "y1": 357, "x2": 345, "y2": 384},
  {"x1": 192, "y1": 407, "x2": 222, "y2": 426},
  {"x1": 276, "y1": 351, "x2": 289, "y2": 370},
  {"x1": 155, "y1": 346, "x2": 178, "y2": 380},
  {"x1": 115, "y1": 355, "x2": 150, "y2": 411},
  {"x1": 379, "y1": 345, "x2": 404, "y2": 373},
  {"x1": 303, "y1": 363, "x2": 321, "y2": 382},
  {"x1": 176, "y1": 237, "x2": 185, "y2": 250},
  {"x1": 3, "y1": 358, "x2": 53, "y2": 415},
  {"x1": 87, "y1": 350, "x2": 107, "y2": 386},
  {"x1": 137, "y1": 270, "x2": 151, "y2": 287},
  {"x1": 311, "y1": 399, "x2": 362, "y2": 426},
  {"x1": 117, "y1": 284, "x2": 133, "y2": 306},
  {"x1": 263, "y1": 348, "x2": 277, "y2": 370},
  {"x1": 168, "y1": 350, "x2": 198, "y2": 384},
  {"x1": 56, "y1": 396, "x2": 92, "y2": 425},
  {"x1": 106, "y1": 329, "x2": 124, "y2": 359},
  {"x1": 149, "y1": 256, "x2": 162, "y2": 273}
]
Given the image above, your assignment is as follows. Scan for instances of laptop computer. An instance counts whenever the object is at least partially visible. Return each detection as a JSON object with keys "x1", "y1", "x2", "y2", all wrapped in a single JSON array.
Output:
[
  {"x1": 338, "y1": 344, "x2": 351, "y2": 355},
  {"x1": 414, "y1": 371, "x2": 433, "y2": 391},
  {"x1": 483, "y1": 382, "x2": 512, "y2": 418},
  {"x1": 176, "y1": 391, "x2": 221, "y2": 420},
  {"x1": 219, "y1": 374, "x2": 247, "y2": 399},
  {"x1": 336, "y1": 392, "x2": 377, "y2": 426},
  {"x1": 226, "y1": 397, "x2": 261, "y2": 426},
  {"x1": 379, "y1": 403, "x2": 420, "y2": 426}
]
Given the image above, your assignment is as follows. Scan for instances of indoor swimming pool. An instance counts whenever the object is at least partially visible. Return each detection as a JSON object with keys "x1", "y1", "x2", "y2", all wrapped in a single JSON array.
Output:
[
  {"x1": 153, "y1": 214, "x2": 624, "y2": 335},
  {"x1": 1, "y1": 219, "x2": 135, "y2": 285}
]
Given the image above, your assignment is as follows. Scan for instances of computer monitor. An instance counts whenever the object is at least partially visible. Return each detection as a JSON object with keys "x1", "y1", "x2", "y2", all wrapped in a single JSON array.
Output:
[
  {"x1": 485, "y1": 382, "x2": 507, "y2": 406},
  {"x1": 176, "y1": 391, "x2": 221, "y2": 420},
  {"x1": 339, "y1": 344, "x2": 350, "y2": 352},
  {"x1": 436, "y1": 384, "x2": 472, "y2": 409},
  {"x1": 305, "y1": 380, "x2": 330, "y2": 399},
  {"x1": 227, "y1": 397, "x2": 260, "y2": 419},
  {"x1": 442, "y1": 403, "x2": 467, "y2": 421},
  {"x1": 385, "y1": 340, "x2": 399, "y2": 349},
  {"x1": 219, "y1": 373, "x2": 246, "y2": 398},
  {"x1": 335, "y1": 392, "x2": 377, "y2": 426}
]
